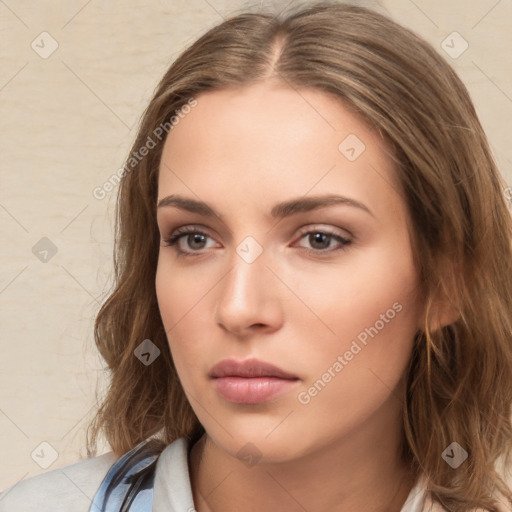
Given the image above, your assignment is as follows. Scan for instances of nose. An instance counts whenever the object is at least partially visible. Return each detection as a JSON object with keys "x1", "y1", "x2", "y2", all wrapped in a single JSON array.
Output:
[{"x1": 214, "y1": 247, "x2": 283, "y2": 337}]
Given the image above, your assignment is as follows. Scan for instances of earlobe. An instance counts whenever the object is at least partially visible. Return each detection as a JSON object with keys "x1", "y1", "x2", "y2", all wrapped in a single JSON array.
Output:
[
  {"x1": 420, "y1": 281, "x2": 461, "y2": 333},
  {"x1": 429, "y1": 293, "x2": 460, "y2": 332}
]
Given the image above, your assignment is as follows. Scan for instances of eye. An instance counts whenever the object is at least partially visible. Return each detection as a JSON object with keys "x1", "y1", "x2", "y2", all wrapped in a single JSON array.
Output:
[
  {"x1": 294, "y1": 226, "x2": 352, "y2": 255},
  {"x1": 162, "y1": 226, "x2": 218, "y2": 257},
  {"x1": 161, "y1": 225, "x2": 352, "y2": 258}
]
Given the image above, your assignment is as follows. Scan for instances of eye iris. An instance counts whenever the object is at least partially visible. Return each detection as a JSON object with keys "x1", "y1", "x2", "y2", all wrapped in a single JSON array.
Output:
[
  {"x1": 188, "y1": 233, "x2": 207, "y2": 249},
  {"x1": 310, "y1": 232, "x2": 330, "y2": 249}
]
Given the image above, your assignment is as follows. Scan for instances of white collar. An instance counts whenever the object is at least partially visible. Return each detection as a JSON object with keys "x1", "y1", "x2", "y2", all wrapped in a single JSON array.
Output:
[
  {"x1": 153, "y1": 437, "x2": 196, "y2": 512},
  {"x1": 152, "y1": 437, "x2": 428, "y2": 512}
]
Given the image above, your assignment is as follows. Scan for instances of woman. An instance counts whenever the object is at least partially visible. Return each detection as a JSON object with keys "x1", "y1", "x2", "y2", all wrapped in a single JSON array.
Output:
[{"x1": 2, "y1": 1, "x2": 511, "y2": 511}]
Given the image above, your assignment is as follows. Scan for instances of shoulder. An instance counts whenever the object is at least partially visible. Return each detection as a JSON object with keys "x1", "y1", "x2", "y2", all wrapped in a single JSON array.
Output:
[
  {"x1": 0, "y1": 451, "x2": 118, "y2": 512},
  {"x1": 404, "y1": 460, "x2": 512, "y2": 512},
  {"x1": 419, "y1": 457, "x2": 512, "y2": 512}
]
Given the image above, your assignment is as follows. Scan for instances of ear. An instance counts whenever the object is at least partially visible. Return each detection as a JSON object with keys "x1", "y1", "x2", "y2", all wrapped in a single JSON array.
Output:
[
  {"x1": 417, "y1": 271, "x2": 461, "y2": 333},
  {"x1": 427, "y1": 287, "x2": 460, "y2": 332}
]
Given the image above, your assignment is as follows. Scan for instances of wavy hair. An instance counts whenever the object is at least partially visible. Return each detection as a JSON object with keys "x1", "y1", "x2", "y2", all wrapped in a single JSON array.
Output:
[{"x1": 86, "y1": 2, "x2": 512, "y2": 510}]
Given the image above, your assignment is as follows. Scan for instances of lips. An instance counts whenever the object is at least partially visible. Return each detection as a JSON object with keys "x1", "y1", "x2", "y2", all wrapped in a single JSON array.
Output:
[
  {"x1": 209, "y1": 358, "x2": 300, "y2": 404},
  {"x1": 208, "y1": 358, "x2": 299, "y2": 380}
]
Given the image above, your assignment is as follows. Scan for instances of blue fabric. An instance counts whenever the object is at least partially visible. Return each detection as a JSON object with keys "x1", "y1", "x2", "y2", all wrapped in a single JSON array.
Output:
[{"x1": 88, "y1": 438, "x2": 164, "y2": 512}]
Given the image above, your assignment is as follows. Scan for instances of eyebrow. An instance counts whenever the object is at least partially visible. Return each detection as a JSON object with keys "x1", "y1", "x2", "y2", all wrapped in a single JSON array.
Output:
[{"x1": 157, "y1": 194, "x2": 374, "y2": 219}]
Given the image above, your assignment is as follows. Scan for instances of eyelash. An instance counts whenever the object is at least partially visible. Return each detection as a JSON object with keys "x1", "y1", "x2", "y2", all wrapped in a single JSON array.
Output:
[{"x1": 161, "y1": 225, "x2": 352, "y2": 258}]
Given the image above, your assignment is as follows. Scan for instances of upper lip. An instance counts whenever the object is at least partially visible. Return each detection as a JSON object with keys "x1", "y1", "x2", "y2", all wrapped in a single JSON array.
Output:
[{"x1": 209, "y1": 358, "x2": 299, "y2": 379}]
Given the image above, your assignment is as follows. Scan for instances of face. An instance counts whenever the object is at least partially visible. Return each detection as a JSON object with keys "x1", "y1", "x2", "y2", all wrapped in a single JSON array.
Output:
[{"x1": 155, "y1": 82, "x2": 423, "y2": 463}]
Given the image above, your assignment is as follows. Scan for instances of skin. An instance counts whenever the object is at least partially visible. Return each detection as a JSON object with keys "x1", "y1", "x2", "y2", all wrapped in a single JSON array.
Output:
[{"x1": 155, "y1": 81, "x2": 425, "y2": 512}]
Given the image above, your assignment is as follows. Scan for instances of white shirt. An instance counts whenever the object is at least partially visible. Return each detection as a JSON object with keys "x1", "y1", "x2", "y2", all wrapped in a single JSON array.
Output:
[{"x1": 0, "y1": 437, "x2": 429, "y2": 511}]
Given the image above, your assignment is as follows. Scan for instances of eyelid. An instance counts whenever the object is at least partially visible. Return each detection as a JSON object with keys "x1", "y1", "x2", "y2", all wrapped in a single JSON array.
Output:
[
  {"x1": 162, "y1": 223, "x2": 351, "y2": 244},
  {"x1": 163, "y1": 220, "x2": 352, "y2": 236},
  {"x1": 294, "y1": 224, "x2": 352, "y2": 241}
]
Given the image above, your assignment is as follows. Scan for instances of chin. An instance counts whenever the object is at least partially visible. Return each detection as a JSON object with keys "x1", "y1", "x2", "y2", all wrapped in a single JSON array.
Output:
[{"x1": 205, "y1": 423, "x2": 309, "y2": 465}]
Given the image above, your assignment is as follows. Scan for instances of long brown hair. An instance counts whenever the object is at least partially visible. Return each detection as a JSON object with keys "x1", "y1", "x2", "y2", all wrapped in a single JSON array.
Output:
[{"x1": 86, "y1": 2, "x2": 512, "y2": 510}]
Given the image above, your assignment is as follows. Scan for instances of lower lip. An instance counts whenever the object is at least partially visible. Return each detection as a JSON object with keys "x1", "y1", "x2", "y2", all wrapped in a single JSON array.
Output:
[{"x1": 212, "y1": 376, "x2": 299, "y2": 404}]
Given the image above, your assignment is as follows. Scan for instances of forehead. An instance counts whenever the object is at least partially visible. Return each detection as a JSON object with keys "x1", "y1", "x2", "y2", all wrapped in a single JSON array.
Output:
[{"x1": 158, "y1": 83, "x2": 403, "y2": 219}]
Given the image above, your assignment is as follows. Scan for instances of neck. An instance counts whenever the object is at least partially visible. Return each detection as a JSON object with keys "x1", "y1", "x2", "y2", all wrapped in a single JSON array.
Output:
[{"x1": 188, "y1": 406, "x2": 418, "y2": 512}]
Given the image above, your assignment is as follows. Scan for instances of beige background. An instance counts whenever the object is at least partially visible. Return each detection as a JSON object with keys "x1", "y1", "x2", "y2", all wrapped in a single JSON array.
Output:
[{"x1": 0, "y1": 0, "x2": 511, "y2": 491}]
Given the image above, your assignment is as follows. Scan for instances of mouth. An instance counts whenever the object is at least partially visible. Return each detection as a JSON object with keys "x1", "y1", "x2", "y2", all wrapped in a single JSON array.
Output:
[
  {"x1": 209, "y1": 358, "x2": 300, "y2": 404},
  {"x1": 209, "y1": 358, "x2": 299, "y2": 379}
]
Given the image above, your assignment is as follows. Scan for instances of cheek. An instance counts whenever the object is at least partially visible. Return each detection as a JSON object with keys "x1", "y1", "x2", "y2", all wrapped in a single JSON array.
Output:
[
  {"x1": 293, "y1": 245, "x2": 418, "y2": 334},
  {"x1": 155, "y1": 262, "x2": 191, "y2": 363},
  {"x1": 287, "y1": 241, "x2": 420, "y2": 380},
  {"x1": 155, "y1": 259, "x2": 213, "y2": 382},
  {"x1": 155, "y1": 257, "x2": 212, "y2": 327}
]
